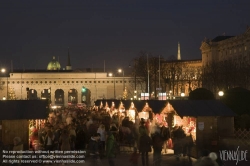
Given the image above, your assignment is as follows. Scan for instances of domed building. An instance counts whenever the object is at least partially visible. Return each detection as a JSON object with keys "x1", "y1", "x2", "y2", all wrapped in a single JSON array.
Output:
[{"x1": 47, "y1": 56, "x2": 61, "y2": 70}]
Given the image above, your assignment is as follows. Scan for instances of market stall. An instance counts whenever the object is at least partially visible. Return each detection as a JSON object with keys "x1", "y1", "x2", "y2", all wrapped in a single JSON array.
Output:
[
  {"x1": 160, "y1": 100, "x2": 236, "y2": 157},
  {"x1": 0, "y1": 100, "x2": 49, "y2": 150},
  {"x1": 94, "y1": 99, "x2": 236, "y2": 157}
]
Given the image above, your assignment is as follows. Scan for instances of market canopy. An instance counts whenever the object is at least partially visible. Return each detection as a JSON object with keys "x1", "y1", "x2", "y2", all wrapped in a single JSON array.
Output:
[
  {"x1": 94, "y1": 99, "x2": 166, "y2": 111},
  {"x1": 94, "y1": 99, "x2": 236, "y2": 117},
  {"x1": 0, "y1": 100, "x2": 49, "y2": 120}
]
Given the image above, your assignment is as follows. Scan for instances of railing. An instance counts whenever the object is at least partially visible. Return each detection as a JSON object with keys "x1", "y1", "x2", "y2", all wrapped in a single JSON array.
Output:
[{"x1": 234, "y1": 128, "x2": 250, "y2": 146}]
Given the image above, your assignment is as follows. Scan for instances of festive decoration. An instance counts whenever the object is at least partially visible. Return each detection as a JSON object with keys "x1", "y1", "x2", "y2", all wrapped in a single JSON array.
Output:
[{"x1": 122, "y1": 87, "x2": 128, "y2": 100}]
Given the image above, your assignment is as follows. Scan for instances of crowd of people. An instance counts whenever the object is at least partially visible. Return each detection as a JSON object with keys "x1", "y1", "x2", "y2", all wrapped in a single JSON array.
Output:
[
  {"x1": 5, "y1": 103, "x2": 221, "y2": 166},
  {"x1": 28, "y1": 105, "x2": 181, "y2": 165}
]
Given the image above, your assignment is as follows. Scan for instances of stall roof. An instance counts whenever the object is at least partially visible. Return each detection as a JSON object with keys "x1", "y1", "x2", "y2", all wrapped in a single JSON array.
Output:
[
  {"x1": 94, "y1": 99, "x2": 166, "y2": 111},
  {"x1": 94, "y1": 99, "x2": 236, "y2": 117},
  {"x1": 0, "y1": 100, "x2": 49, "y2": 120},
  {"x1": 169, "y1": 100, "x2": 236, "y2": 117}
]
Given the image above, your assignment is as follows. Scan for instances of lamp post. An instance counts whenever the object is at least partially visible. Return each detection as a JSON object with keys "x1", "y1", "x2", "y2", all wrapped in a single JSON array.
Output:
[
  {"x1": 1, "y1": 68, "x2": 8, "y2": 100},
  {"x1": 118, "y1": 69, "x2": 125, "y2": 91},
  {"x1": 129, "y1": 59, "x2": 137, "y2": 100},
  {"x1": 108, "y1": 73, "x2": 116, "y2": 99}
]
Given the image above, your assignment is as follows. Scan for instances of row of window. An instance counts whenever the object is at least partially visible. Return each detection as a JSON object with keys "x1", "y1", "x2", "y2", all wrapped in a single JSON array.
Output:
[
  {"x1": 220, "y1": 46, "x2": 248, "y2": 55},
  {"x1": 1, "y1": 80, "x2": 131, "y2": 84}
]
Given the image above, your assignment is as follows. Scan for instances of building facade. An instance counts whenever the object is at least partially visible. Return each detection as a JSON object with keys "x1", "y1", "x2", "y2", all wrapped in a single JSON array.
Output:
[
  {"x1": 200, "y1": 27, "x2": 250, "y2": 66},
  {"x1": 162, "y1": 59, "x2": 202, "y2": 97},
  {"x1": 0, "y1": 71, "x2": 144, "y2": 106},
  {"x1": 200, "y1": 27, "x2": 250, "y2": 92},
  {"x1": 0, "y1": 56, "x2": 145, "y2": 106}
]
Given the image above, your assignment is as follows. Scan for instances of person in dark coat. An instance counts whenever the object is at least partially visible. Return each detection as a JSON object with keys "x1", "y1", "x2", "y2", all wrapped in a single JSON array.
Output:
[
  {"x1": 88, "y1": 133, "x2": 101, "y2": 166},
  {"x1": 75, "y1": 127, "x2": 86, "y2": 150},
  {"x1": 139, "y1": 130, "x2": 152, "y2": 166},
  {"x1": 171, "y1": 125, "x2": 186, "y2": 160},
  {"x1": 152, "y1": 129, "x2": 165, "y2": 166},
  {"x1": 161, "y1": 122, "x2": 171, "y2": 154}
]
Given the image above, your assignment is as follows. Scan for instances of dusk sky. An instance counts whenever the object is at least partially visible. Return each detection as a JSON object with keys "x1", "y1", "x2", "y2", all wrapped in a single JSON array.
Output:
[{"x1": 0, "y1": 0, "x2": 249, "y2": 70}]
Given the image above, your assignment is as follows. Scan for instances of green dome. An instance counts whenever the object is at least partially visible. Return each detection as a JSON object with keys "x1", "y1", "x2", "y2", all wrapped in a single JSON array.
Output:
[{"x1": 47, "y1": 56, "x2": 61, "y2": 70}]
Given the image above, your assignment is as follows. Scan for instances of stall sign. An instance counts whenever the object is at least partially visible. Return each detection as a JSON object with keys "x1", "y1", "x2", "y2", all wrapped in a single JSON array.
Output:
[{"x1": 198, "y1": 122, "x2": 204, "y2": 131}]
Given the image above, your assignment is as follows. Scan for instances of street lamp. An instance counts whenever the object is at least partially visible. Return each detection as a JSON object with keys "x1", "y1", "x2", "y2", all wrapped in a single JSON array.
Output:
[
  {"x1": 218, "y1": 91, "x2": 224, "y2": 97},
  {"x1": 1, "y1": 68, "x2": 8, "y2": 100},
  {"x1": 181, "y1": 92, "x2": 185, "y2": 100},
  {"x1": 218, "y1": 91, "x2": 224, "y2": 100},
  {"x1": 118, "y1": 69, "x2": 125, "y2": 91},
  {"x1": 134, "y1": 90, "x2": 137, "y2": 100},
  {"x1": 108, "y1": 73, "x2": 116, "y2": 99},
  {"x1": 181, "y1": 92, "x2": 185, "y2": 97}
]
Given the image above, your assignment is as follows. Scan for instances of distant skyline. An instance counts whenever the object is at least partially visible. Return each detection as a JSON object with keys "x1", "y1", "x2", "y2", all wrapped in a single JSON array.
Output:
[{"x1": 0, "y1": 0, "x2": 249, "y2": 71}]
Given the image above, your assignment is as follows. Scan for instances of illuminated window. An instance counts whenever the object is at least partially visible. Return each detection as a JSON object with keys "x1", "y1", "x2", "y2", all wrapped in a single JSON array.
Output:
[{"x1": 245, "y1": 46, "x2": 247, "y2": 50}]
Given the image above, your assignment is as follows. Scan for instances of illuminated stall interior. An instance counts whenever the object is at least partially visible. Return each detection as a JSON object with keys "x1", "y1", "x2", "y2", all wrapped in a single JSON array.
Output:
[
  {"x1": 128, "y1": 102, "x2": 137, "y2": 123},
  {"x1": 138, "y1": 102, "x2": 151, "y2": 120},
  {"x1": 160, "y1": 102, "x2": 197, "y2": 142}
]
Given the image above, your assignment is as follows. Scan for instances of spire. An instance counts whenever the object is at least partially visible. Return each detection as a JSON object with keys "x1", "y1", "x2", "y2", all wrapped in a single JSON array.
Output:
[
  {"x1": 66, "y1": 47, "x2": 72, "y2": 70},
  {"x1": 177, "y1": 42, "x2": 181, "y2": 60}
]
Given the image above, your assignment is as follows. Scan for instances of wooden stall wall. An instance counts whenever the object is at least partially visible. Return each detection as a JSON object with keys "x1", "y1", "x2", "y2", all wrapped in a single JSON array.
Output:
[
  {"x1": 217, "y1": 117, "x2": 234, "y2": 137},
  {"x1": 195, "y1": 116, "x2": 218, "y2": 154},
  {"x1": 2, "y1": 120, "x2": 29, "y2": 149}
]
